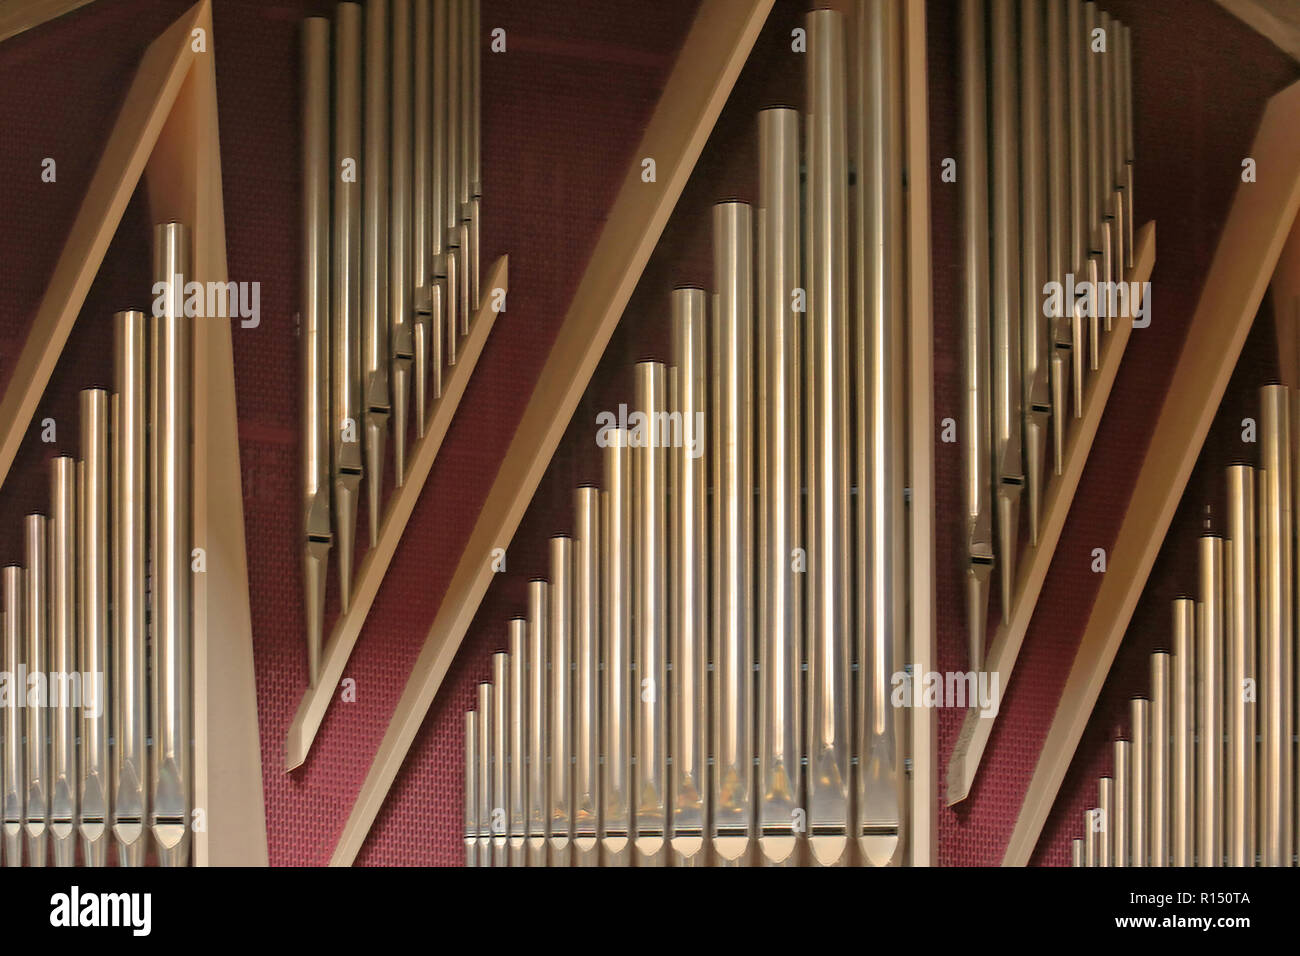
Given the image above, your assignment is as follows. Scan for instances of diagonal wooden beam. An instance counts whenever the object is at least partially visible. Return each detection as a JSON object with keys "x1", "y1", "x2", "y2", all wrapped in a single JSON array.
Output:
[
  {"x1": 327, "y1": 0, "x2": 774, "y2": 866},
  {"x1": 0, "y1": 0, "x2": 98, "y2": 44},
  {"x1": 1004, "y1": 76, "x2": 1300, "y2": 866}
]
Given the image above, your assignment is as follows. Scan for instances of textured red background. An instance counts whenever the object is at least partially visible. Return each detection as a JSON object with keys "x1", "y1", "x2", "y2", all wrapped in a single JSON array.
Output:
[{"x1": 0, "y1": 0, "x2": 1295, "y2": 866}]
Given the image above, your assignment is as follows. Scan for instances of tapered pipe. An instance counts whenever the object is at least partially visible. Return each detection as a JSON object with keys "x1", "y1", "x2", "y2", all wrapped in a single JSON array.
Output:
[
  {"x1": 526, "y1": 581, "x2": 549, "y2": 867},
  {"x1": 1098, "y1": 775, "x2": 1114, "y2": 867},
  {"x1": 1171, "y1": 598, "x2": 1195, "y2": 866},
  {"x1": 151, "y1": 220, "x2": 192, "y2": 867},
  {"x1": 112, "y1": 311, "x2": 147, "y2": 867},
  {"x1": 78, "y1": 388, "x2": 110, "y2": 866},
  {"x1": 1083, "y1": 3, "x2": 1106, "y2": 356},
  {"x1": 491, "y1": 650, "x2": 508, "y2": 866},
  {"x1": 572, "y1": 490, "x2": 601, "y2": 867},
  {"x1": 465, "y1": 710, "x2": 477, "y2": 866},
  {"x1": 549, "y1": 537, "x2": 574, "y2": 867},
  {"x1": 412, "y1": 0, "x2": 433, "y2": 431},
  {"x1": 507, "y1": 618, "x2": 526, "y2": 866},
  {"x1": 49, "y1": 456, "x2": 78, "y2": 867},
  {"x1": 1131, "y1": 697, "x2": 1149, "y2": 867},
  {"x1": 1067, "y1": 0, "x2": 1087, "y2": 410},
  {"x1": 428, "y1": 0, "x2": 447, "y2": 400},
  {"x1": 854, "y1": 0, "x2": 904, "y2": 868},
  {"x1": 1226, "y1": 465, "x2": 1255, "y2": 866},
  {"x1": 362, "y1": 0, "x2": 391, "y2": 545},
  {"x1": 331, "y1": 4, "x2": 363, "y2": 609},
  {"x1": 758, "y1": 107, "x2": 801, "y2": 868},
  {"x1": 805, "y1": 7, "x2": 851, "y2": 868},
  {"x1": 469, "y1": 0, "x2": 482, "y2": 312},
  {"x1": 1109, "y1": 16, "x2": 1127, "y2": 282},
  {"x1": 476, "y1": 681, "x2": 492, "y2": 866},
  {"x1": 1122, "y1": 24, "x2": 1135, "y2": 269},
  {"x1": 1047, "y1": 0, "x2": 1071, "y2": 475},
  {"x1": 24, "y1": 516, "x2": 48, "y2": 867},
  {"x1": 459, "y1": 0, "x2": 479, "y2": 310},
  {"x1": 991, "y1": 0, "x2": 1023, "y2": 615},
  {"x1": 1019, "y1": 0, "x2": 1050, "y2": 546},
  {"x1": 301, "y1": 17, "x2": 332, "y2": 687},
  {"x1": 670, "y1": 292, "x2": 709, "y2": 868},
  {"x1": 2, "y1": 569, "x2": 23, "y2": 865},
  {"x1": 389, "y1": 0, "x2": 414, "y2": 485},
  {"x1": 1112, "y1": 742, "x2": 1128, "y2": 867},
  {"x1": 711, "y1": 203, "x2": 754, "y2": 867},
  {"x1": 959, "y1": 0, "x2": 993, "y2": 672},
  {"x1": 1071, "y1": 838, "x2": 1083, "y2": 867},
  {"x1": 1196, "y1": 538, "x2": 1216, "y2": 868},
  {"x1": 443, "y1": 0, "x2": 461, "y2": 364},
  {"x1": 1260, "y1": 384, "x2": 1292, "y2": 865},
  {"x1": 632, "y1": 366, "x2": 667, "y2": 867},
  {"x1": 601, "y1": 429, "x2": 632, "y2": 866},
  {"x1": 1150, "y1": 651, "x2": 1170, "y2": 867},
  {"x1": 1098, "y1": 10, "x2": 1117, "y2": 309}
]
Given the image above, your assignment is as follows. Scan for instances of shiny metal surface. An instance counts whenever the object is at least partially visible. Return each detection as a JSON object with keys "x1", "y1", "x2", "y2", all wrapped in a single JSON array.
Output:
[
  {"x1": 1130, "y1": 697, "x2": 1149, "y2": 867},
  {"x1": 1226, "y1": 465, "x2": 1255, "y2": 867},
  {"x1": 1150, "y1": 652, "x2": 1170, "y2": 867},
  {"x1": 572, "y1": 491, "x2": 601, "y2": 866},
  {"x1": 1171, "y1": 598, "x2": 1195, "y2": 866},
  {"x1": 601, "y1": 430, "x2": 631, "y2": 866},
  {"x1": 527, "y1": 580, "x2": 548, "y2": 867},
  {"x1": 49, "y1": 456, "x2": 77, "y2": 868},
  {"x1": 78, "y1": 389, "x2": 109, "y2": 866},
  {"x1": 549, "y1": 537, "x2": 574, "y2": 867},
  {"x1": 24, "y1": 516, "x2": 48, "y2": 867}
]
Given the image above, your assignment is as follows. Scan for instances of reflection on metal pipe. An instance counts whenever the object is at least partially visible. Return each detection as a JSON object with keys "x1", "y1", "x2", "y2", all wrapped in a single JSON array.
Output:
[
  {"x1": 549, "y1": 536, "x2": 574, "y2": 867},
  {"x1": 476, "y1": 681, "x2": 491, "y2": 867},
  {"x1": 1150, "y1": 651, "x2": 1170, "y2": 867},
  {"x1": 712, "y1": 203, "x2": 754, "y2": 867},
  {"x1": 79, "y1": 389, "x2": 110, "y2": 866},
  {"x1": 412, "y1": 0, "x2": 433, "y2": 432},
  {"x1": 1112, "y1": 741, "x2": 1128, "y2": 867},
  {"x1": 465, "y1": 710, "x2": 477, "y2": 867},
  {"x1": 527, "y1": 580, "x2": 548, "y2": 867},
  {"x1": 1047, "y1": 0, "x2": 1071, "y2": 476},
  {"x1": 1122, "y1": 24, "x2": 1135, "y2": 270},
  {"x1": 331, "y1": 3, "x2": 363, "y2": 610},
  {"x1": 991, "y1": 0, "x2": 1023, "y2": 615},
  {"x1": 1260, "y1": 384, "x2": 1291, "y2": 866},
  {"x1": 389, "y1": 0, "x2": 415, "y2": 483},
  {"x1": 1130, "y1": 697, "x2": 1149, "y2": 867},
  {"x1": 151, "y1": 220, "x2": 192, "y2": 868},
  {"x1": 428, "y1": 0, "x2": 447, "y2": 400},
  {"x1": 1226, "y1": 465, "x2": 1255, "y2": 867},
  {"x1": 1072, "y1": 838, "x2": 1083, "y2": 867},
  {"x1": 113, "y1": 310, "x2": 147, "y2": 867},
  {"x1": 573, "y1": 491, "x2": 601, "y2": 867},
  {"x1": 2, "y1": 569, "x2": 22, "y2": 866},
  {"x1": 507, "y1": 618, "x2": 526, "y2": 867},
  {"x1": 362, "y1": 0, "x2": 391, "y2": 546},
  {"x1": 633, "y1": 364, "x2": 667, "y2": 868},
  {"x1": 805, "y1": 7, "x2": 851, "y2": 869},
  {"x1": 491, "y1": 650, "x2": 508, "y2": 867},
  {"x1": 602, "y1": 429, "x2": 631, "y2": 866},
  {"x1": 24, "y1": 516, "x2": 48, "y2": 867},
  {"x1": 443, "y1": 0, "x2": 461, "y2": 366},
  {"x1": 1067, "y1": 0, "x2": 1087, "y2": 410},
  {"x1": 1084, "y1": 808, "x2": 1098, "y2": 866},
  {"x1": 302, "y1": 17, "x2": 331, "y2": 687},
  {"x1": 1098, "y1": 775, "x2": 1113, "y2": 867},
  {"x1": 758, "y1": 105, "x2": 801, "y2": 868},
  {"x1": 1171, "y1": 598, "x2": 1195, "y2": 866},
  {"x1": 1019, "y1": 0, "x2": 1049, "y2": 545},
  {"x1": 959, "y1": 0, "x2": 993, "y2": 672},
  {"x1": 50, "y1": 456, "x2": 77, "y2": 867}
]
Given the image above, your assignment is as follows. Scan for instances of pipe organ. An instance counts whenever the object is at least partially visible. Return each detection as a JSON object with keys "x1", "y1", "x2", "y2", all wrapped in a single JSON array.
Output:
[
  {"x1": 0, "y1": 222, "x2": 198, "y2": 867},
  {"x1": 963, "y1": 0, "x2": 1136, "y2": 668},
  {"x1": 461, "y1": 1, "x2": 920, "y2": 868},
  {"x1": 1072, "y1": 382, "x2": 1299, "y2": 867},
  {"x1": 301, "y1": 0, "x2": 484, "y2": 687}
]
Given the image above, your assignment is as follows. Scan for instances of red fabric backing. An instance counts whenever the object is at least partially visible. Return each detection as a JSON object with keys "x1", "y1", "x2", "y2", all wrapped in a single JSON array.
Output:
[{"x1": 0, "y1": 0, "x2": 1295, "y2": 866}]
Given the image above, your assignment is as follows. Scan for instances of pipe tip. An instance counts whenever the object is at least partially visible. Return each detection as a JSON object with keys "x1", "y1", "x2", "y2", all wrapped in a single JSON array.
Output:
[
  {"x1": 334, "y1": 477, "x2": 359, "y2": 614},
  {"x1": 391, "y1": 362, "x2": 410, "y2": 487},
  {"x1": 997, "y1": 485, "x2": 1022, "y2": 614},
  {"x1": 1026, "y1": 419, "x2": 1047, "y2": 548},
  {"x1": 365, "y1": 418, "x2": 388, "y2": 547}
]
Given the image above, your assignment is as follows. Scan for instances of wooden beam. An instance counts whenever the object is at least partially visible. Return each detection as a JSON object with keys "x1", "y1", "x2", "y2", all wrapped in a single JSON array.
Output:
[
  {"x1": 0, "y1": 0, "x2": 97, "y2": 43},
  {"x1": 285, "y1": 255, "x2": 508, "y2": 770},
  {"x1": 1271, "y1": 209, "x2": 1300, "y2": 386},
  {"x1": 327, "y1": 0, "x2": 774, "y2": 866},
  {"x1": 1003, "y1": 77, "x2": 1300, "y2": 866},
  {"x1": 947, "y1": 222, "x2": 1156, "y2": 806},
  {"x1": 903, "y1": 0, "x2": 937, "y2": 866}
]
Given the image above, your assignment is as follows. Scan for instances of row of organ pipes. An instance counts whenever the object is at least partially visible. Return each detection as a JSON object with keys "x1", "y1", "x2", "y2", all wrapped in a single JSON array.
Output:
[
  {"x1": 462, "y1": 3, "x2": 916, "y2": 867},
  {"x1": 0, "y1": 222, "x2": 196, "y2": 867},
  {"x1": 300, "y1": 0, "x2": 482, "y2": 686},
  {"x1": 963, "y1": 0, "x2": 1137, "y2": 668},
  {"x1": 1073, "y1": 384, "x2": 1298, "y2": 866}
]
